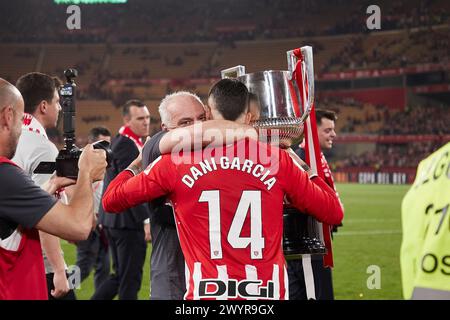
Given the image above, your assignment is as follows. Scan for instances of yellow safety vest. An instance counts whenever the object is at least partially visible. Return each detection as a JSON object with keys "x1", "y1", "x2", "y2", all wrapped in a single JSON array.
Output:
[{"x1": 400, "y1": 142, "x2": 450, "y2": 299}]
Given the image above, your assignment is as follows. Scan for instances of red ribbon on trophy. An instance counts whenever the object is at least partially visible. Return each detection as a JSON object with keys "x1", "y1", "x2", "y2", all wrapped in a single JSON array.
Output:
[{"x1": 291, "y1": 48, "x2": 334, "y2": 268}]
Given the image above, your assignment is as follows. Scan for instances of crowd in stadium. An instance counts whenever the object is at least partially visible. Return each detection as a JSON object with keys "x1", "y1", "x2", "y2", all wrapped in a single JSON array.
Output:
[
  {"x1": 321, "y1": 28, "x2": 449, "y2": 72},
  {"x1": 380, "y1": 105, "x2": 448, "y2": 135},
  {"x1": 0, "y1": 0, "x2": 448, "y2": 172},
  {"x1": 1, "y1": 0, "x2": 447, "y2": 44}
]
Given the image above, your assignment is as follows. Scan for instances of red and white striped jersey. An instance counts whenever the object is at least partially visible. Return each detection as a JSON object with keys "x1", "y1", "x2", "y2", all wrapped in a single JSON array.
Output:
[{"x1": 103, "y1": 138, "x2": 343, "y2": 300}]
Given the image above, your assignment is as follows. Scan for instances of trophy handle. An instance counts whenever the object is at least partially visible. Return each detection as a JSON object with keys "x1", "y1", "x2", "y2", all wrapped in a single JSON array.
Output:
[
  {"x1": 221, "y1": 65, "x2": 246, "y2": 79},
  {"x1": 286, "y1": 46, "x2": 315, "y2": 123},
  {"x1": 286, "y1": 50, "x2": 297, "y2": 79},
  {"x1": 301, "y1": 46, "x2": 315, "y2": 115}
]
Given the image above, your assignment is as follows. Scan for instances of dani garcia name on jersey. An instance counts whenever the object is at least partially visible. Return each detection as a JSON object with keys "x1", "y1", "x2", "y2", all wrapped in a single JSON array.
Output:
[{"x1": 181, "y1": 156, "x2": 277, "y2": 191}]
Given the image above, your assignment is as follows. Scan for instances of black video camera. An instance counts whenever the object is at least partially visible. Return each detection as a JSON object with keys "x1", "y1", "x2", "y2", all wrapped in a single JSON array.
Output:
[{"x1": 34, "y1": 68, "x2": 112, "y2": 179}]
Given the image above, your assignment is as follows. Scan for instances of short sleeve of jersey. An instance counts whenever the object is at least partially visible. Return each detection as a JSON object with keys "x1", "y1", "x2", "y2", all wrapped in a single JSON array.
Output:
[
  {"x1": 142, "y1": 131, "x2": 166, "y2": 167},
  {"x1": 12, "y1": 132, "x2": 59, "y2": 187},
  {"x1": 30, "y1": 140, "x2": 59, "y2": 187},
  {"x1": 0, "y1": 164, "x2": 58, "y2": 229}
]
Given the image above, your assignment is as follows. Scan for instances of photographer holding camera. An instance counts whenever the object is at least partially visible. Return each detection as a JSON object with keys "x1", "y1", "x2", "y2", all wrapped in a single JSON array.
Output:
[
  {"x1": 12, "y1": 72, "x2": 76, "y2": 300},
  {"x1": 0, "y1": 77, "x2": 107, "y2": 300}
]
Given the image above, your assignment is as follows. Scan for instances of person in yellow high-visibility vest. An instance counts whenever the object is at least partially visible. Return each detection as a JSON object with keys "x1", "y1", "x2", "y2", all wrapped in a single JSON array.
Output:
[{"x1": 400, "y1": 141, "x2": 450, "y2": 300}]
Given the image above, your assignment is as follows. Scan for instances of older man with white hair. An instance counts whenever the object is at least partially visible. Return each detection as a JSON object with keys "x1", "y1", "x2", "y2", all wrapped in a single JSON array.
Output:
[{"x1": 143, "y1": 91, "x2": 208, "y2": 300}]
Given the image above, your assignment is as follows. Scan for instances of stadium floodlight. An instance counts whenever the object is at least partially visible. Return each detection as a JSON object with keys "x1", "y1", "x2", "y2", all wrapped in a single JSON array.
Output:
[{"x1": 54, "y1": 0, "x2": 127, "y2": 4}]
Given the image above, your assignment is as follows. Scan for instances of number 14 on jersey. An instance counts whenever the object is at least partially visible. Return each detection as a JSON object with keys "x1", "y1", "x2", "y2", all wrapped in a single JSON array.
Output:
[{"x1": 199, "y1": 190, "x2": 265, "y2": 260}]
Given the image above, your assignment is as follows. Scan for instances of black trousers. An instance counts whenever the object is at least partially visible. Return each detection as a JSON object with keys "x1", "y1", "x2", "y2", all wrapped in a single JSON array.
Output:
[
  {"x1": 75, "y1": 229, "x2": 110, "y2": 291},
  {"x1": 287, "y1": 256, "x2": 334, "y2": 300},
  {"x1": 91, "y1": 227, "x2": 147, "y2": 300},
  {"x1": 46, "y1": 273, "x2": 77, "y2": 300}
]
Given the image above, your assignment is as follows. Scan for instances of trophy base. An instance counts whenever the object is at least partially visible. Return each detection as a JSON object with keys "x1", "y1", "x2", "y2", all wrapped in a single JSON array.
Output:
[
  {"x1": 284, "y1": 238, "x2": 327, "y2": 260},
  {"x1": 252, "y1": 117, "x2": 304, "y2": 148},
  {"x1": 283, "y1": 207, "x2": 327, "y2": 260}
]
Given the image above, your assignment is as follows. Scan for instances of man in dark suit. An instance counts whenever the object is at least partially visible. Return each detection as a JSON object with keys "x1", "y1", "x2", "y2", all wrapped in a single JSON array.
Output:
[{"x1": 92, "y1": 100, "x2": 151, "y2": 300}]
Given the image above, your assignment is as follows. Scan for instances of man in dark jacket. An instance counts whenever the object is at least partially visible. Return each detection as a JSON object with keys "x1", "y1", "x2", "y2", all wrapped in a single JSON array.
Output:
[{"x1": 93, "y1": 99, "x2": 151, "y2": 300}]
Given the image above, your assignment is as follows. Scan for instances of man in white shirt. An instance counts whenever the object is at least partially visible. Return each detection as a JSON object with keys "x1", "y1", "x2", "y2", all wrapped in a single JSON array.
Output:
[{"x1": 13, "y1": 72, "x2": 75, "y2": 300}]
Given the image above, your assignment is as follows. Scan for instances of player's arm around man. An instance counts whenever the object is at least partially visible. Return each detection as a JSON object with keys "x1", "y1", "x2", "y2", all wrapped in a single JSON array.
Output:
[
  {"x1": 157, "y1": 119, "x2": 258, "y2": 154},
  {"x1": 102, "y1": 144, "x2": 343, "y2": 228}
]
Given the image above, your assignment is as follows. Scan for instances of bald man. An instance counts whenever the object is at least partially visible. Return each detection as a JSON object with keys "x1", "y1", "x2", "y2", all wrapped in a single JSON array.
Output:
[
  {"x1": 0, "y1": 79, "x2": 23, "y2": 159},
  {"x1": 0, "y1": 78, "x2": 107, "y2": 300}
]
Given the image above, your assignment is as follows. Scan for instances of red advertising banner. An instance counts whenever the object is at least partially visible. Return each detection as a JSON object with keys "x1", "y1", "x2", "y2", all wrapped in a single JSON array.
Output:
[
  {"x1": 317, "y1": 63, "x2": 450, "y2": 80},
  {"x1": 411, "y1": 84, "x2": 450, "y2": 94}
]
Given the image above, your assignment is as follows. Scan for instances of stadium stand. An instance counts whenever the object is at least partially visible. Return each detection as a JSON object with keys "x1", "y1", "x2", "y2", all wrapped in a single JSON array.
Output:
[{"x1": 0, "y1": 0, "x2": 448, "y2": 174}]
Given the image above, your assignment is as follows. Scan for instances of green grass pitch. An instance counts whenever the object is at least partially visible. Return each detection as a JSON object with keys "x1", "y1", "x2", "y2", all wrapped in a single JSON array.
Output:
[{"x1": 61, "y1": 183, "x2": 411, "y2": 300}]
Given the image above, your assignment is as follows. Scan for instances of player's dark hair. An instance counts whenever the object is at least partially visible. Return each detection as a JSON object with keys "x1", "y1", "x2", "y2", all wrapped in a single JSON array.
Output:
[
  {"x1": 16, "y1": 72, "x2": 61, "y2": 114},
  {"x1": 208, "y1": 78, "x2": 249, "y2": 121},
  {"x1": 316, "y1": 108, "x2": 337, "y2": 125},
  {"x1": 122, "y1": 99, "x2": 146, "y2": 117},
  {"x1": 88, "y1": 126, "x2": 111, "y2": 142}
]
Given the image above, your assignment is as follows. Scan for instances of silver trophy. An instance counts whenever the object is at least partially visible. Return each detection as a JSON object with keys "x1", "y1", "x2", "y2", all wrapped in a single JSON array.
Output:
[
  {"x1": 221, "y1": 46, "x2": 326, "y2": 257},
  {"x1": 221, "y1": 46, "x2": 315, "y2": 147}
]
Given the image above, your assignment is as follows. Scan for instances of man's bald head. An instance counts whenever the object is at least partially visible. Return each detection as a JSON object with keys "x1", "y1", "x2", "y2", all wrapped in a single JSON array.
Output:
[
  {"x1": 0, "y1": 78, "x2": 23, "y2": 112},
  {"x1": 0, "y1": 78, "x2": 24, "y2": 159}
]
